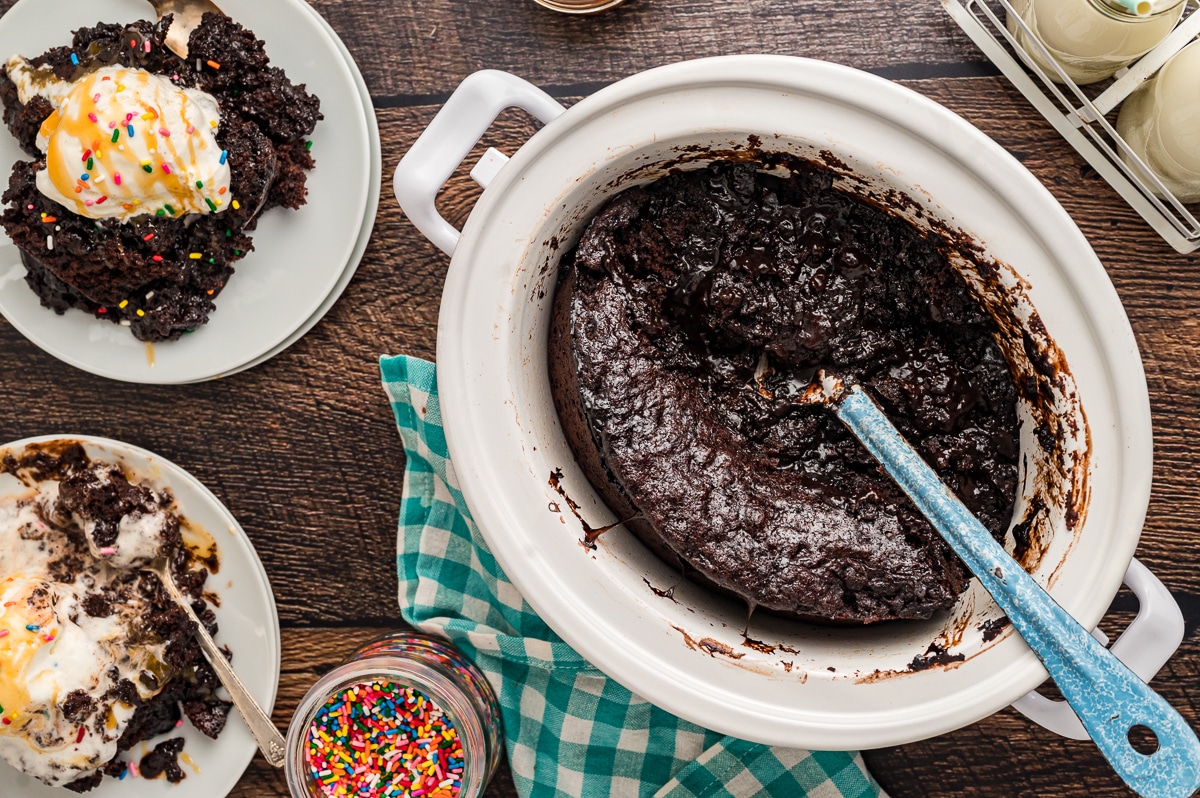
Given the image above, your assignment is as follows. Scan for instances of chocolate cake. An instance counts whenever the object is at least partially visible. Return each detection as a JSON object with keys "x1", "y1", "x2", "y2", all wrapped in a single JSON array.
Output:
[
  {"x1": 549, "y1": 160, "x2": 1021, "y2": 624},
  {"x1": 0, "y1": 15, "x2": 321, "y2": 341},
  {"x1": 0, "y1": 444, "x2": 230, "y2": 790},
  {"x1": 57, "y1": 460, "x2": 181, "y2": 569}
]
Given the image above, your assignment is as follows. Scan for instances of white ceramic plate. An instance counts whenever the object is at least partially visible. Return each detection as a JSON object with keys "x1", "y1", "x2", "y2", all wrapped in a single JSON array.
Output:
[
  {"x1": 0, "y1": 435, "x2": 280, "y2": 798},
  {"x1": 0, "y1": 0, "x2": 372, "y2": 384},
  {"x1": 183, "y1": 0, "x2": 380, "y2": 383}
]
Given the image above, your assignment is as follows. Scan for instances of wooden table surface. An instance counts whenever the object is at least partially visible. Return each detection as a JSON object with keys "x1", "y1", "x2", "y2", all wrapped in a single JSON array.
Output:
[{"x1": 1, "y1": 0, "x2": 1198, "y2": 796}]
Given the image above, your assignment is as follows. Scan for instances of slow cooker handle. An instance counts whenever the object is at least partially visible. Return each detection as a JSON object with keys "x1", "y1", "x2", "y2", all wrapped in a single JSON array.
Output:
[
  {"x1": 393, "y1": 70, "x2": 566, "y2": 256},
  {"x1": 1009, "y1": 558, "x2": 1185, "y2": 740}
]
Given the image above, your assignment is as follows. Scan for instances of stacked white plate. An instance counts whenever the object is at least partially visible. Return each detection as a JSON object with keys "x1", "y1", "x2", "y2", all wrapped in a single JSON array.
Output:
[{"x1": 0, "y1": 0, "x2": 380, "y2": 384}]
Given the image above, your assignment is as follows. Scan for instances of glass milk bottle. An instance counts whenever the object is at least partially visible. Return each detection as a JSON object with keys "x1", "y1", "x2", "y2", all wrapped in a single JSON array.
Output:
[
  {"x1": 1007, "y1": 0, "x2": 1186, "y2": 84},
  {"x1": 1117, "y1": 39, "x2": 1200, "y2": 202}
]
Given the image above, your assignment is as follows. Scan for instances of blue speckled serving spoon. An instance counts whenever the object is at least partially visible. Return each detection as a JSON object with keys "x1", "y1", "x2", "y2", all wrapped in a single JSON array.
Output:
[{"x1": 807, "y1": 377, "x2": 1200, "y2": 798}]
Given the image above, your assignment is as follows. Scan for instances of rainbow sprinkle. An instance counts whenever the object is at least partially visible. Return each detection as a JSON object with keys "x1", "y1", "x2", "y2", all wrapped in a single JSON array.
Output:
[{"x1": 304, "y1": 681, "x2": 465, "y2": 798}]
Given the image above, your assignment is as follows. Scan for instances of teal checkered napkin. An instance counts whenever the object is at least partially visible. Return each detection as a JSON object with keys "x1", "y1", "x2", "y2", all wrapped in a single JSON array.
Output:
[{"x1": 381, "y1": 354, "x2": 886, "y2": 798}]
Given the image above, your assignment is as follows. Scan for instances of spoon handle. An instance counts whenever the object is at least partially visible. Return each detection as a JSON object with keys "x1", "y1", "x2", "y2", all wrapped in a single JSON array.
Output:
[
  {"x1": 155, "y1": 566, "x2": 287, "y2": 768},
  {"x1": 836, "y1": 387, "x2": 1200, "y2": 798}
]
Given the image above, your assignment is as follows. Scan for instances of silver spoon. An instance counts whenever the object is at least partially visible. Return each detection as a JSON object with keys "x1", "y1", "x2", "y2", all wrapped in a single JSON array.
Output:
[
  {"x1": 143, "y1": 557, "x2": 286, "y2": 767},
  {"x1": 145, "y1": 0, "x2": 225, "y2": 59},
  {"x1": 802, "y1": 374, "x2": 1200, "y2": 798}
]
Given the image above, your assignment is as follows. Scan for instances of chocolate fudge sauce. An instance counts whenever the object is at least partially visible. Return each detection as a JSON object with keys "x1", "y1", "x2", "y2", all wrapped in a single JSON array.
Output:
[{"x1": 548, "y1": 160, "x2": 1020, "y2": 624}]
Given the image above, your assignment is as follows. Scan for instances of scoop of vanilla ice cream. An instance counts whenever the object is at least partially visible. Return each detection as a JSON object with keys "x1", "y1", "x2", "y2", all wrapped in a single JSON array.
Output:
[
  {"x1": 0, "y1": 483, "x2": 71, "y2": 577},
  {"x1": 107, "y1": 507, "x2": 174, "y2": 568},
  {"x1": 72, "y1": 508, "x2": 172, "y2": 569},
  {"x1": 0, "y1": 575, "x2": 145, "y2": 787},
  {"x1": 58, "y1": 463, "x2": 179, "y2": 570},
  {"x1": 0, "y1": 457, "x2": 191, "y2": 788},
  {"x1": 5, "y1": 58, "x2": 231, "y2": 221}
]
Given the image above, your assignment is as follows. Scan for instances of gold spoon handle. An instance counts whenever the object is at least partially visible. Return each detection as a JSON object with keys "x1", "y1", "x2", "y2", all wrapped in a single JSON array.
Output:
[{"x1": 152, "y1": 561, "x2": 286, "y2": 768}]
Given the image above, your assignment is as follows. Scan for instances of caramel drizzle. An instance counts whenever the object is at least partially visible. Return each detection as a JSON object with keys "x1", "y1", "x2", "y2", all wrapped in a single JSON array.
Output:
[{"x1": 39, "y1": 68, "x2": 224, "y2": 218}]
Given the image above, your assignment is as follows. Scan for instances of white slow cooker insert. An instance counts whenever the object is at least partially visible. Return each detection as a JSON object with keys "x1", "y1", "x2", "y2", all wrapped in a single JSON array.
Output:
[{"x1": 395, "y1": 56, "x2": 1169, "y2": 749}]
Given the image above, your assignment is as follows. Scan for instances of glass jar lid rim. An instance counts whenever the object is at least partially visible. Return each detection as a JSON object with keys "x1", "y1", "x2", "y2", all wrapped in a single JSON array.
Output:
[
  {"x1": 295, "y1": 657, "x2": 471, "y2": 709},
  {"x1": 1090, "y1": 0, "x2": 1185, "y2": 19}
]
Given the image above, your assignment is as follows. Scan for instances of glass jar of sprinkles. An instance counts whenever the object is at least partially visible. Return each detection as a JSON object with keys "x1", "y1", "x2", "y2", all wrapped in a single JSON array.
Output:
[{"x1": 285, "y1": 632, "x2": 503, "y2": 798}]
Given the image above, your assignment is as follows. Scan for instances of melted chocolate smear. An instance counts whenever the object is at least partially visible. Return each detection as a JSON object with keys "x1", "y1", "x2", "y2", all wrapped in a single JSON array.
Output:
[
  {"x1": 979, "y1": 616, "x2": 1012, "y2": 642},
  {"x1": 909, "y1": 641, "x2": 967, "y2": 671},
  {"x1": 742, "y1": 636, "x2": 777, "y2": 654},
  {"x1": 548, "y1": 468, "x2": 639, "y2": 548},
  {"x1": 1010, "y1": 496, "x2": 1046, "y2": 567},
  {"x1": 562, "y1": 159, "x2": 1021, "y2": 623},
  {"x1": 2, "y1": 442, "x2": 90, "y2": 484},
  {"x1": 642, "y1": 577, "x2": 679, "y2": 603},
  {"x1": 699, "y1": 638, "x2": 745, "y2": 659}
]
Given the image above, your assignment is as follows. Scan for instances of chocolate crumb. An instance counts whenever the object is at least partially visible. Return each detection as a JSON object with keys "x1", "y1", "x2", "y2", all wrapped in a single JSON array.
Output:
[{"x1": 139, "y1": 737, "x2": 186, "y2": 782}]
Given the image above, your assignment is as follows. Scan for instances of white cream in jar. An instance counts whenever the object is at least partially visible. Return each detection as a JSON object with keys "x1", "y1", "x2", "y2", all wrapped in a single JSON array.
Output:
[{"x1": 1117, "y1": 39, "x2": 1200, "y2": 203}]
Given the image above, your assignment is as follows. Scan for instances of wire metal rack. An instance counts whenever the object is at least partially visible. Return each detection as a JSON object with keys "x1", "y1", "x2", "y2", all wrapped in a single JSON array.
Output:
[{"x1": 942, "y1": 0, "x2": 1200, "y2": 253}]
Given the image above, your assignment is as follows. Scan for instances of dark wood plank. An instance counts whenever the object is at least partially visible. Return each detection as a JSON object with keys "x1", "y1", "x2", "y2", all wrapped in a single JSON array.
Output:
[
  {"x1": 1, "y1": 0, "x2": 1199, "y2": 790},
  {"x1": 0, "y1": 0, "x2": 994, "y2": 103},
  {"x1": 305, "y1": 0, "x2": 993, "y2": 103}
]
